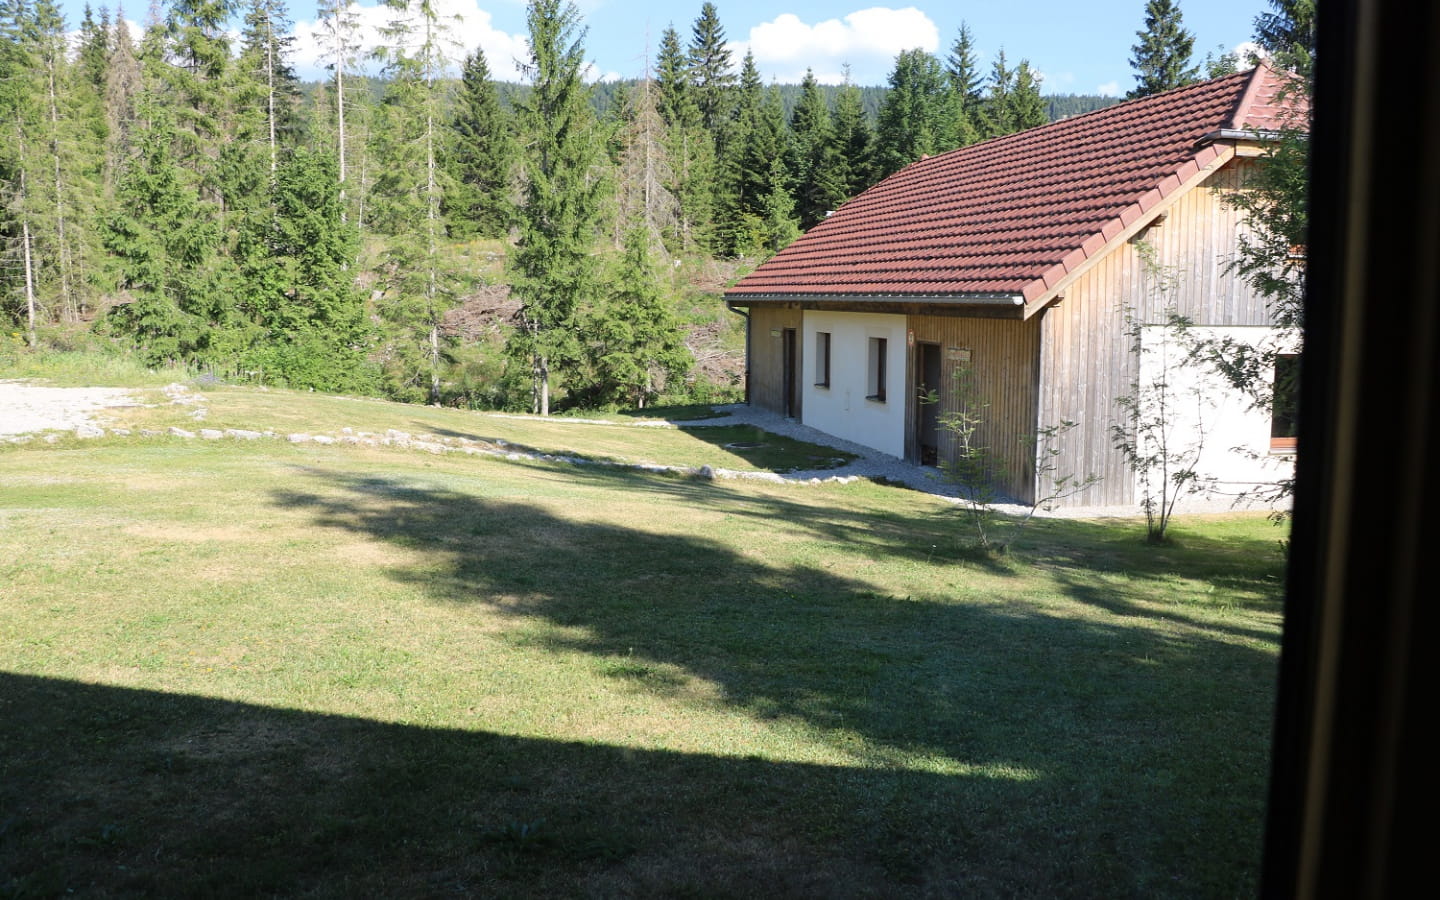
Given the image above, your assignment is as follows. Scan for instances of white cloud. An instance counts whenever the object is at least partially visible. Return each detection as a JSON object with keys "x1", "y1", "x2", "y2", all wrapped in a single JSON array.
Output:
[
  {"x1": 1096, "y1": 80, "x2": 1121, "y2": 97},
  {"x1": 739, "y1": 7, "x2": 940, "y2": 85},
  {"x1": 1231, "y1": 41, "x2": 1264, "y2": 69},
  {"x1": 291, "y1": 1, "x2": 530, "y2": 82}
]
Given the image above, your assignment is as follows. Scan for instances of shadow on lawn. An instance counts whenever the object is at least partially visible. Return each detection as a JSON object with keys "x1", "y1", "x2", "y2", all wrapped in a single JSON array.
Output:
[
  {"x1": 271, "y1": 467, "x2": 1279, "y2": 893},
  {"x1": 0, "y1": 672, "x2": 928, "y2": 897},
  {"x1": 0, "y1": 468, "x2": 1283, "y2": 897}
]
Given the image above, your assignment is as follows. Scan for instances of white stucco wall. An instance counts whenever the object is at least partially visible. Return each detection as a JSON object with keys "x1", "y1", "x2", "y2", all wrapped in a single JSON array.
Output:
[
  {"x1": 801, "y1": 311, "x2": 908, "y2": 458},
  {"x1": 1135, "y1": 325, "x2": 1298, "y2": 509}
]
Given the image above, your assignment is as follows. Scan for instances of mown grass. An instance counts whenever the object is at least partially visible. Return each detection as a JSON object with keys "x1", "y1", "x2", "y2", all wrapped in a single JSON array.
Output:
[
  {"x1": 90, "y1": 381, "x2": 855, "y2": 474},
  {"x1": 0, "y1": 385, "x2": 1285, "y2": 897}
]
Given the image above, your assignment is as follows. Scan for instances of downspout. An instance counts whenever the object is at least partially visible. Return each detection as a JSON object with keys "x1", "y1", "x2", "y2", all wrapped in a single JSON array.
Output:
[{"x1": 726, "y1": 303, "x2": 751, "y2": 405}]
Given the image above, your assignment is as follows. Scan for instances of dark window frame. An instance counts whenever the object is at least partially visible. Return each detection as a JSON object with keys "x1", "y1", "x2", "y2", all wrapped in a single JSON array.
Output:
[
  {"x1": 867, "y1": 337, "x2": 887, "y2": 402},
  {"x1": 1270, "y1": 353, "x2": 1300, "y2": 452}
]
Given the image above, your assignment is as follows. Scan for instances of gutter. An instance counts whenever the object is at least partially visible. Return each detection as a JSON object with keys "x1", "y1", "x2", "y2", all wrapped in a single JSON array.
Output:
[
  {"x1": 725, "y1": 293, "x2": 1025, "y2": 306},
  {"x1": 1195, "y1": 128, "x2": 1292, "y2": 147},
  {"x1": 725, "y1": 304, "x2": 751, "y2": 405}
]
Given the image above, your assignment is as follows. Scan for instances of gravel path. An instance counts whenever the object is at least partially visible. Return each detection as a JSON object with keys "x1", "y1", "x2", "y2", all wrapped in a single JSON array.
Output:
[
  {"x1": 680, "y1": 403, "x2": 963, "y2": 495},
  {"x1": 0, "y1": 381, "x2": 142, "y2": 437}
]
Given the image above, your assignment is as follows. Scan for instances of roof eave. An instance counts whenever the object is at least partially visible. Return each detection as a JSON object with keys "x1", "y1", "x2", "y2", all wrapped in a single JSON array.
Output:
[
  {"x1": 1019, "y1": 143, "x2": 1240, "y2": 317},
  {"x1": 724, "y1": 292, "x2": 1026, "y2": 307}
]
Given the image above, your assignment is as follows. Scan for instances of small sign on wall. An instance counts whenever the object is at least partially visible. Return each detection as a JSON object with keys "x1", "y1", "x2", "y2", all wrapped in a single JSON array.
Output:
[
  {"x1": 770, "y1": 329, "x2": 781, "y2": 338},
  {"x1": 947, "y1": 347, "x2": 972, "y2": 363}
]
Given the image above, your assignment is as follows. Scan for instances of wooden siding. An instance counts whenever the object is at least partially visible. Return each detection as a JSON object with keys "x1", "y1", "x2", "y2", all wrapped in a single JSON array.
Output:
[
  {"x1": 747, "y1": 305, "x2": 803, "y2": 417},
  {"x1": 907, "y1": 315, "x2": 1041, "y2": 503},
  {"x1": 1037, "y1": 158, "x2": 1272, "y2": 507}
]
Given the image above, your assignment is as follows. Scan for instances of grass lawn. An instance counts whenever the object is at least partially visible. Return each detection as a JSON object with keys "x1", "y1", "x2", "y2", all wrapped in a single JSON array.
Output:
[
  {"x1": 0, "y1": 383, "x2": 1286, "y2": 897},
  {"x1": 89, "y1": 383, "x2": 855, "y2": 474}
]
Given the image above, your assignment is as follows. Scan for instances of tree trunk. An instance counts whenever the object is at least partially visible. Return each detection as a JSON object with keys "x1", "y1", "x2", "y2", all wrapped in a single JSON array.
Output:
[
  {"x1": 22, "y1": 216, "x2": 37, "y2": 348},
  {"x1": 46, "y1": 62, "x2": 75, "y2": 321}
]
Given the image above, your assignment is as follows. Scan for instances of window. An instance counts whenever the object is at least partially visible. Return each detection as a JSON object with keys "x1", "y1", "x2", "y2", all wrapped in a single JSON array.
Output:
[
  {"x1": 1270, "y1": 354, "x2": 1299, "y2": 452},
  {"x1": 867, "y1": 337, "x2": 887, "y2": 402},
  {"x1": 814, "y1": 332, "x2": 831, "y2": 387}
]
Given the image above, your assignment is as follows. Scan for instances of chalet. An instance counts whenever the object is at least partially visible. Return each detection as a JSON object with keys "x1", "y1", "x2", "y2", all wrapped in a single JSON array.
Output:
[{"x1": 725, "y1": 66, "x2": 1305, "y2": 509}]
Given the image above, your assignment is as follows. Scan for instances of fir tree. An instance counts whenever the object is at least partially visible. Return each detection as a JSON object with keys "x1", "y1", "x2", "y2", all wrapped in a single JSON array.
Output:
[
  {"x1": 445, "y1": 47, "x2": 514, "y2": 239},
  {"x1": 76, "y1": 4, "x2": 110, "y2": 91},
  {"x1": 1128, "y1": 0, "x2": 1199, "y2": 99},
  {"x1": 759, "y1": 157, "x2": 800, "y2": 255},
  {"x1": 1, "y1": 0, "x2": 43, "y2": 342},
  {"x1": 508, "y1": 0, "x2": 605, "y2": 414}
]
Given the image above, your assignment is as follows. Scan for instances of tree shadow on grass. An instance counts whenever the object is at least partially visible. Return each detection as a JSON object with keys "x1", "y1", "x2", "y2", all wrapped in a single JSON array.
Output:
[
  {"x1": 441, "y1": 457, "x2": 1017, "y2": 575},
  {"x1": 0, "y1": 673, "x2": 931, "y2": 897},
  {"x1": 256, "y1": 466, "x2": 1281, "y2": 894}
]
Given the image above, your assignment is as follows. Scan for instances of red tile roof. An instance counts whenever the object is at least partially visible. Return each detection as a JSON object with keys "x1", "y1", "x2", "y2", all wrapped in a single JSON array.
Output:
[{"x1": 726, "y1": 66, "x2": 1308, "y2": 307}]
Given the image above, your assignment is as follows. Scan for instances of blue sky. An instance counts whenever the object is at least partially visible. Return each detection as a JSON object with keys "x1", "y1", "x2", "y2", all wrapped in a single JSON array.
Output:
[{"x1": 65, "y1": 1, "x2": 1268, "y2": 95}]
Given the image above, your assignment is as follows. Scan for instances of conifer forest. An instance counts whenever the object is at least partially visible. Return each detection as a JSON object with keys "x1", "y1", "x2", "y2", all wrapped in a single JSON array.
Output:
[{"x1": 1, "y1": 0, "x2": 1126, "y2": 412}]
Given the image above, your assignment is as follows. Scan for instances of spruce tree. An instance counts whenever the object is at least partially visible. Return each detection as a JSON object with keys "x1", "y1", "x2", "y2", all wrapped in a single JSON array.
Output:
[
  {"x1": 245, "y1": 148, "x2": 373, "y2": 391},
  {"x1": 445, "y1": 46, "x2": 515, "y2": 239},
  {"x1": 584, "y1": 226, "x2": 691, "y2": 408},
  {"x1": 788, "y1": 69, "x2": 846, "y2": 229},
  {"x1": 654, "y1": 25, "x2": 694, "y2": 129},
  {"x1": 875, "y1": 49, "x2": 954, "y2": 177},
  {"x1": 317, "y1": 0, "x2": 362, "y2": 219},
  {"x1": 102, "y1": 9, "x2": 142, "y2": 186},
  {"x1": 368, "y1": 0, "x2": 460, "y2": 404},
  {"x1": 236, "y1": 0, "x2": 299, "y2": 175},
  {"x1": 725, "y1": 81, "x2": 791, "y2": 256},
  {"x1": 508, "y1": 0, "x2": 605, "y2": 414},
  {"x1": 979, "y1": 49, "x2": 1016, "y2": 138},
  {"x1": 687, "y1": 3, "x2": 735, "y2": 140},
  {"x1": 0, "y1": 0, "x2": 43, "y2": 343},
  {"x1": 1127, "y1": 0, "x2": 1199, "y2": 99},
  {"x1": 832, "y1": 74, "x2": 874, "y2": 198},
  {"x1": 946, "y1": 23, "x2": 983, "y2": 147},
  {"x1": 1254, "y1": 0, "x2": 1316, "y2": 76},
  {"x1": 614, "y1": 74, "x2": 680, "y2": 250},
  {"x1": 1011, "y1": 61, "x2": 1047, "y2": 131},
  {"x1": 105, "y1": 100, "x2": 229, "y2": 367},
  {"x1": 76, "y1": 4, "x2": 109, "y2": 92}
]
